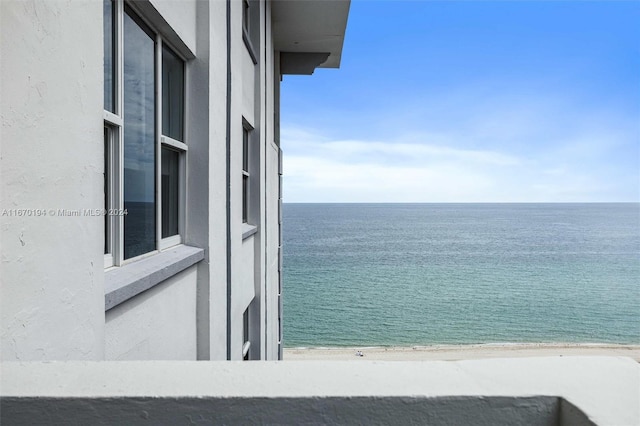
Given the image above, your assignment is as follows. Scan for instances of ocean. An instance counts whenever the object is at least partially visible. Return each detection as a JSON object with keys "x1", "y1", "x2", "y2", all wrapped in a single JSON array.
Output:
[{"x1": 282, "y1": 203, "x2": 639, "y2": 347}]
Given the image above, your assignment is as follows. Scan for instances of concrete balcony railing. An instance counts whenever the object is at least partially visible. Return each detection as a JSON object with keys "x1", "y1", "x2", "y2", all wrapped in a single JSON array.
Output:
[{"x1": 2, "y1": 357, "x2": 638, "y2": 425}]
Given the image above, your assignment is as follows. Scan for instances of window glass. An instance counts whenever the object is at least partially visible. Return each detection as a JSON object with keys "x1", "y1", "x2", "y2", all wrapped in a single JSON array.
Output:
[
  {"x1": 161, "y1": 147, "x2": 179, "y2": 238},
  {"x1": 243, "y1": 308, "x2": 250, "y2": 360},
  {"x1": 162, "y1": 45, "x2": 184, "y2": 141},
  {"x1": 103, "y1": 0, "x2": 115, "y2": 112},
  {"x1": 243, "y1": 174, "x2": 248, "y2": 223},
  {"x1": 123, "y1": 10, "x2": 156, "y2": 259},
  {"x1": 104, "y1": 127, "x2": 110, "y2": 254},
  {"x1": 242, "y1": 128, "x2": 249, "y2": 172},
  {"x1": 242, "y1": 127, "x2": 249, "y2": 223}
]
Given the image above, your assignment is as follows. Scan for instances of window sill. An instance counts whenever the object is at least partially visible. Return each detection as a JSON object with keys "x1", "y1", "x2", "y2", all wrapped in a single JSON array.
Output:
[
  {"x1": 242, "y1": 223, "x2": 258, "y2": 240},
  {"x1": 104, "y1": 245, "x2": 205, "y2": 311}
]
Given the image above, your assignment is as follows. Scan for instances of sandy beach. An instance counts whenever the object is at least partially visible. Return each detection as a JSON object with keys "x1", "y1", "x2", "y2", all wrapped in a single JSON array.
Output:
[{"x1": 284, "y1": 343, "x2": 640, "y2": 362}]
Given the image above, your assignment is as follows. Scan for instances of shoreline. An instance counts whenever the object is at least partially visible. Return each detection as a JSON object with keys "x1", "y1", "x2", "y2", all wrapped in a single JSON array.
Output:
[{"x1": 283, "y1": 343, "x2": 640, "y2": 361}]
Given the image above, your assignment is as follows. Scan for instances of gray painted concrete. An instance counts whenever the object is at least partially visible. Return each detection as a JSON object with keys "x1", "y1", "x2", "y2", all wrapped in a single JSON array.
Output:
[{"x1": 0, "y1": 396, "x2": 594, "y2": 426}]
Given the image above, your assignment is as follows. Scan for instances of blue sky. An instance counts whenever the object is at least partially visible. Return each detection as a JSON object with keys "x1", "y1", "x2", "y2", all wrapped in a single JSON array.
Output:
[{"x1": 280, "y1": 0, "x2": 639, "y2": 203}]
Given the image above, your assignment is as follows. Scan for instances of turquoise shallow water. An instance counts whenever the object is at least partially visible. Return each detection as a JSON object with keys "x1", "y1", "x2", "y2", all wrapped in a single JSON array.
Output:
[{"x1": 282, "y1": 203, "x2": 640, "y2": 347}]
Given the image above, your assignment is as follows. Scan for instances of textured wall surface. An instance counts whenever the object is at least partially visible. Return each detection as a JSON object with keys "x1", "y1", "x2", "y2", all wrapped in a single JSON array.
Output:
[
  {"x1": 1, "y1": 0, "x2": 105, "y2": 361},
  {"x1": 105, "y1": 266, "x2": 198, "y2": 360},
  {"x1": 149, "y1": 0, "x2": 197, "y2": 54}
]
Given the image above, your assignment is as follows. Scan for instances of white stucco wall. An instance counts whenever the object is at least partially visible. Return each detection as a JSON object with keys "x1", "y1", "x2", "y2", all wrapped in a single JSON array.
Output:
[
  {"x1": 265, "y1": 1, "x2": 283, "y2": 359},
  {"x1": 149, "y1": 0, "x2": 197, "y2": 54},
  {"x1": 105, "y1": 266, "x2": 197, "y2": 360},
  {"x1": 0, "y1": 0, "x2": 105, "y2": 361},
  {"x1": 242, "y1": 47, "x2": 256, "y2": 127},
  {"x1": 186, "y1": 0, "x2": 230, "y2": 361},
  {"x1": 238, "y1": 238, "x2": 257, "y2": 311},
  {"x1": 266, "y1": 141, "x2": 281, "y2": 359},
  {"x1": 227, "y1": 0, "x2": 259, "y2": 361}
]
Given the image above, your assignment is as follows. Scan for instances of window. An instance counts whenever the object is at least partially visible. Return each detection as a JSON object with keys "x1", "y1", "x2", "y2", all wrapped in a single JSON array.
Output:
[
  {"x1": 242, "y1": 308, "x2": 251, "y2": 361},
  {"x1": 242, "y1": 126, "x2": 251, "y2": 224},
  {"x1": 104, "y1": 127, "x2": 111, "y2": 255},
  {"x1": 162, "y1": 45, "x2": 184, "y2": 141},
  {"x1": 104, "y1": 0, "x2": 186, "y2": 267},
  {"x1": 103, "y1": 0, "x2": 115, "y2": 113},
  {"x1": 161, "y1": 147, "x2": 179, "y2": 238},
  {"x1": 160, "y1": 43, "x2": 186, "y2": 243},
  {"x1": 122, "y1": 8, "x2": 156, "y2": 260},
  {"x1": 241, "y1": 0, "x2": 258, "y2": 65}
]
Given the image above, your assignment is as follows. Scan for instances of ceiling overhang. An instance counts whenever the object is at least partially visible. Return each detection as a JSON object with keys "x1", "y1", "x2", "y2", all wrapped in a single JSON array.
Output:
[{"x1": 272, "y1": 0, "x2": 350, "y2": 75}]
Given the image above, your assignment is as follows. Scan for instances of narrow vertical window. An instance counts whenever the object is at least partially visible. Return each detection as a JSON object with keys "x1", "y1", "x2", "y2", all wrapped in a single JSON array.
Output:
[
  {"x1": 162, "y1": 45, "x2": 184, "y2": 142},
  {"x1": 242, "y1": 127, "x2": 250, "y2": 223},
  {"x1": 161, "y1": 147, "x2": 179, "y2": 238},
  {"x1": 103, "y1": 0, "x2": 115, "y2": 113},
  {"x1": 123, "y1": 9, "x2": 156, "y2": 260},
  {"x1": 243, "y1": 308, "x2": 250, "y2": 360},
  {"x1": 104, "y1": 127, "x2": 111, "y2": 255},
  {"x1": 103, "y1": 0, "x2": 118, "y2": 268},
  {"x1": 161, "y1": 44, "x2": 185, "y2": 242}
]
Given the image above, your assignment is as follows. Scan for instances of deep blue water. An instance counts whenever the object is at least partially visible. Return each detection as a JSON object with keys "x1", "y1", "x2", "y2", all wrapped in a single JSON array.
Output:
[{"x1": 283, "y1": 203, "x2": 639, "y2": 347}]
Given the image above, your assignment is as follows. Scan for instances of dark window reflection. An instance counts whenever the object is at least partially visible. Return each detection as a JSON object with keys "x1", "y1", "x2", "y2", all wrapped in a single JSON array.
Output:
[
  {"x1": 242, "y1": 127, "x2": 249, "y2": 223},
  {"x1": 161, "y1": 147, "x2": 179, "y2": 238},
  {"x1": 242, "y1": 128, "x2": 249, "y2": 172},
  {"x1": 123, "y1": 9, "x2": 156, "y2": 259},
  {"x1": 103, "y1": 0, "x2": 115, "y2": 112},
  {"x1": 104, "y1": 127, "x2": 110, "y2": 255},
  {"x1": 243, "y1": 308, "x2": 250, "y2": 361},
  {"x1": 162, "y1": 45, "x2": 184, "y2": 141}
]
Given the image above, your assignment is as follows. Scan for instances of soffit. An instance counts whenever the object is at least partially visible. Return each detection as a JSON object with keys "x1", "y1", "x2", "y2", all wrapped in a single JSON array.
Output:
[{"x1": 272, "y1": 0, "x2": 350, "y2": 69}]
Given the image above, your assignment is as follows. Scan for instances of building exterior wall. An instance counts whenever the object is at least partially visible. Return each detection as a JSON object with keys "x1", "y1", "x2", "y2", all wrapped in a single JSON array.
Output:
[
  {"x1": 189, "y1": 0, "x2": 229, "y2": 362},
  {"x1": 148, "y1": 0, "x2": 197, "y2": 54},
  {"x1": 266, "y1": 139, "x2": 282, "y2": 360},
  {"x1": 105, "y1": 265, "x2": 198, "y2": 360},
  {"x1": 264, "y1": 1, "x2": 282, "y2": 361},
  {"x1": 0, "y1": 0, "x2": 106, "y2": 361},
  {"x1": 1, "y1": 0, "x2": 347, "y2": 363}
]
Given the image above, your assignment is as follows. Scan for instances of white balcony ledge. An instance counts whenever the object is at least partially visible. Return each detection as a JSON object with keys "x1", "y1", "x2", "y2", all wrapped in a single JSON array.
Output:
[{"x1": 1, "y1": 357, "x2": 638, "y2": 425}]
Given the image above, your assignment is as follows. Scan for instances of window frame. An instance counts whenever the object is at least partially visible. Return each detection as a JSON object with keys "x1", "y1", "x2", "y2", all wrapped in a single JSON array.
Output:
[
  {"x1": 104, "y1": 0, "x2": 187, "y2": 268},
  {"x1": 159, "y1": 136, "x2": 187, "y2": 251},
  {"x1": 242, "y1": 121, "x2": 253, "y2": 225},
  {"x1": 103, "y1": 124, "x2": 121, "y2": 268},
  {"x1": 242, "y1": 0, "x2": 258, "y2": 65},
  {"x1": 157, "y1": 36, "x2": 187, "y2": 251}
]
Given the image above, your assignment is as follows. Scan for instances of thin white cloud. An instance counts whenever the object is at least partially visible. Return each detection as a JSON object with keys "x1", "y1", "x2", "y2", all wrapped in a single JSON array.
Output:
[
  {"x1": 284, "y1": 155, "x2": 496, "y2": 202},
  {"x1": 280, "y1": 126, "x2": 638, "y2": 203},
  {"x1": 282, "y1": 130, "x2": 519, "y2": 202}
]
